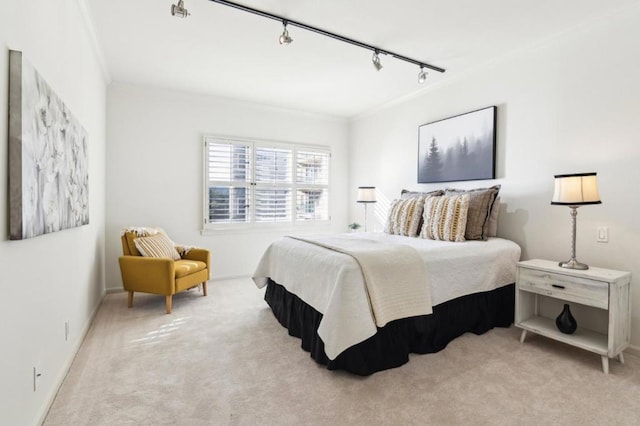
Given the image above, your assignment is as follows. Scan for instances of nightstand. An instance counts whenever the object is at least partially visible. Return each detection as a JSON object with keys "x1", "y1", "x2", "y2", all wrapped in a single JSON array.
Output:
[{"x1": 515, "y1": 259, "x2": 631, "y2": 374}]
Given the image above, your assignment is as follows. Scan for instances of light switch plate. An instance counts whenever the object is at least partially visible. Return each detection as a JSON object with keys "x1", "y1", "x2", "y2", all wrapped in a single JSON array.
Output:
[{"x1": 597, "y1": 226, "x2": 608, "y2": 243}]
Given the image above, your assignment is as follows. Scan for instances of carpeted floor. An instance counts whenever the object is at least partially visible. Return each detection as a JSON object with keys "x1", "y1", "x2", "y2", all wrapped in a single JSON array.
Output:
[{"x1": 44, "y1": 278, "x2": 640, "y2": 425}]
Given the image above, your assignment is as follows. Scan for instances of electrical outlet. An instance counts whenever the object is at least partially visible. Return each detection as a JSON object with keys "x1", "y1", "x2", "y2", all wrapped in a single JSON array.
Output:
[
  {"x1": 65, "y1": 320, "x2": 70, "y2": 341},
  {"x1": 597, "y1": 226, "x2": 609, "y2": 243},
  {"x1": 33, "y1": 364, "x2": 42, "y2": 392}
]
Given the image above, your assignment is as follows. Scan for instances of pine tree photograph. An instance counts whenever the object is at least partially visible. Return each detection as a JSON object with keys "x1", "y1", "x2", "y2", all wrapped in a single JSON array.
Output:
[{"x1": 418, "y1": 106, "x2": 496, "y2": 183}]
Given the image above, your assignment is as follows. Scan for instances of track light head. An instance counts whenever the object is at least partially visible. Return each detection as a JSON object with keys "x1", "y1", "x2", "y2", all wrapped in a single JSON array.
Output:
[
  {"x1": 418, "y1": 66, "x2": 428, "y2": 84},
  {"x1": 279, "y1": 21, "x2": 293, "y2": 45},
  {"x1": 372, "y1": 50, "x2": 383, "y2": 71},
  {"x1": 171, "y1": 0, "x2": 190, "y2": 18}
]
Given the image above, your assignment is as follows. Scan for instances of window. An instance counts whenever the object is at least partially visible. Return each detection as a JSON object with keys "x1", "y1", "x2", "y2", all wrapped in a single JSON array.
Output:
[{"x1": 204, "y1": 136, "x2": 330, "y2": 229}]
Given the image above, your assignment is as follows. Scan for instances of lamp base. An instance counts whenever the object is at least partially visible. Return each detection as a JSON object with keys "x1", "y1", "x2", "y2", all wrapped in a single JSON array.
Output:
[{"x1": 558, "y1": 259, "x2": 589, "y2": 270}]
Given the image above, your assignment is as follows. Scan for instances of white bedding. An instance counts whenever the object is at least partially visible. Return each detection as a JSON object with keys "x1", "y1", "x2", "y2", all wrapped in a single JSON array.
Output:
[
  {"x1": 253, "y1": 232, "x2": 521, "y2": 360},
  {"x1": 289, "y1": 235, "x2": 433, "y2": 327}
]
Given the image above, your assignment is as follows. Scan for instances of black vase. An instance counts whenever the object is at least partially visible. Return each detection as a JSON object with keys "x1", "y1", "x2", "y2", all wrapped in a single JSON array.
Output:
[{"x1": 556, "y1": 304, "x2": 577, "y2": 334}]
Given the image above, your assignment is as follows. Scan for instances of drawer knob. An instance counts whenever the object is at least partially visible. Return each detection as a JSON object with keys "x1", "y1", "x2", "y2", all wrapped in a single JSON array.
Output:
[{"x1": 552, "y1": 284, "x2": 565, "y2": 290}]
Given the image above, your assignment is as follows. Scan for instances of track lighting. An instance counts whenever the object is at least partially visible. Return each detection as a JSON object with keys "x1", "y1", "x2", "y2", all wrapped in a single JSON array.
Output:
[
  {"x1": 180, "y1": 1, "x2": 446, "y2": 80},
  {"x1": 171, "y1": 0, "x2": 190, "y2": 18},
  {"x1": 372, "y1": 50, "x2": 383, "y2": 71},
  {"x1": 418, "y1": 66, "x2": 428, "y2": 84},
  {"x1": 279, "y1": 21, "x2": 293, "y2": 45}
]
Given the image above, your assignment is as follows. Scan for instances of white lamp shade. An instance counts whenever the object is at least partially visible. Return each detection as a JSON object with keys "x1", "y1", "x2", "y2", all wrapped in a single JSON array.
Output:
[
  {"x1": 551, "y1": 173, "x2": 601, "y2": 205},
  {"x1": 357, "y1": 187, "x2": 377, "y2": 203}
]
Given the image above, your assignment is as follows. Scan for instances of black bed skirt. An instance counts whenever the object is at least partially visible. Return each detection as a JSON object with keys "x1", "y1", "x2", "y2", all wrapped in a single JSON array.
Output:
[{"x1": 264, "y1": 279, "x2": 515, "y2": 376}]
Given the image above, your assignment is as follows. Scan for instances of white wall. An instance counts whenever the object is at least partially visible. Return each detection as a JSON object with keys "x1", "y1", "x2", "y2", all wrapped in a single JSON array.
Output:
[
  {"x1": 0, "y1": 1, "x2": 107, "y2": 425},
  {"x1": 106, "y1": 84, "x2": 349, "y2": 291},
  {"x1": 349, "y1": 8, "x2": 640, "y2": 349}
]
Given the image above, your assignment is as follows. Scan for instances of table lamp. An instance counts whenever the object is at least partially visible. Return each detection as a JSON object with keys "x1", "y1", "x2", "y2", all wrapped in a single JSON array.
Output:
[
  {"x1": 357, "y1": 187, "x2": 377, "y2": 232},
  {"x1": 551, "y1": 172, "x2": 601, "y2": 270}
]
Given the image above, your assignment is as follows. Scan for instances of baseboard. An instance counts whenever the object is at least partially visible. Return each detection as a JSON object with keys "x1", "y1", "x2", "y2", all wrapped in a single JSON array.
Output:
[
  {"x1": 625, "y1": 344, "x2": 640, "y2": 358},
  {"x1": 38, "y1": 287, "x2": 106, "y2": 425},
  {"x1": 106, "y1": 286, "x2": 124, "y2": 294},
  {"x1": 210, "y1": 274, "x2": 250, "y2": 282}
]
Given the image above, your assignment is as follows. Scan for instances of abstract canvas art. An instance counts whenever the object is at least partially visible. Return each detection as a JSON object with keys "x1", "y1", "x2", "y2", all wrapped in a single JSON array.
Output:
[
  {"x1": 418, "y1": 106, "x2": 496, "y2": 183},
  {"x1": 9, "y1": 50, "x2": 89, "y2": 240}
]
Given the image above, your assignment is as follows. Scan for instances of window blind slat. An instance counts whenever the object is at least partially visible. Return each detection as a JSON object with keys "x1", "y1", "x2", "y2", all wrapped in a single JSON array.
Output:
[
  {"x1": 255, "y1": 147, "x2": 292, "y2": 184},
  {"x1": 207, "y1": 142, "x2": 252, "y2": 182},
  {"x1": 208, "y1": 186, "x2": 249, "y2": 223},
  {"x1": 255, "y1": 188, "x2": 291, "y2": 222}
]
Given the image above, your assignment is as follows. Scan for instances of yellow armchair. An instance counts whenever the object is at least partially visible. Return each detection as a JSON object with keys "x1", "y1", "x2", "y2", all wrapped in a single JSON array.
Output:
[{"x1": 118, "y1": 229, "x2": 211, "y2": 314}]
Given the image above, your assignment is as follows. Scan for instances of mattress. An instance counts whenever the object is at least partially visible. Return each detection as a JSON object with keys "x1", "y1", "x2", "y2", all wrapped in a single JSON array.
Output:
[{"x1": 253, "y1": 232, "x2": 521, "y2": 360}]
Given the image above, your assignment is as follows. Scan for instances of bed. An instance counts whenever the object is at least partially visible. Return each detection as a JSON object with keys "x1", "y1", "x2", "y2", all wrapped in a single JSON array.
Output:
[{"x1": 253, "y1": 231, "x2": 521, "y2": 375}]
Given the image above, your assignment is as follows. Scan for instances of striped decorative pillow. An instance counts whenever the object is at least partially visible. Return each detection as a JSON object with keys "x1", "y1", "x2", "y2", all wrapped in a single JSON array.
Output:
[
  {"x1": 134, "y1": 233, "x2": 181, "y2": 260},
  {"x1": 444, "y1": 185, "x2": 500, "y2": 240},
  {"x1": 384, "y1": 196, "x2": 425, "y2": 237},
  {"x1": 420, "y1": 194, "x2": 470, "y2": 242}
]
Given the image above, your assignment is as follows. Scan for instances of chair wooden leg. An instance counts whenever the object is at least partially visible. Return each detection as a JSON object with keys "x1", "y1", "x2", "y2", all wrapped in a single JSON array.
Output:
[
  {"x1": 165, "y1": 295, "x2": 172, "y2": 314},
  {"x1": 128, "y1": 291, "x2": 134, "y2": 308},
  {"x1": 202, "y1": 282, "x2": 208, "y2": 297}
]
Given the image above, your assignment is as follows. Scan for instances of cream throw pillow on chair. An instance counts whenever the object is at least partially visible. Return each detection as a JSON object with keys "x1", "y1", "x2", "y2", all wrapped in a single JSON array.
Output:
[{"x1": 134, "y1": 232, "x2": 181, "y2": 260}]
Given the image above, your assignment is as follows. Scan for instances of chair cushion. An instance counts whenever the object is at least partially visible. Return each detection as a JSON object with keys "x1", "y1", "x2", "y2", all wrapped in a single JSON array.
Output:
[
  {"x1": 174, "y1": 260, "x2": 207, "y2": 278},
  {"x1": 134, "y1": 233, "x2": 181, "y2": 260}
]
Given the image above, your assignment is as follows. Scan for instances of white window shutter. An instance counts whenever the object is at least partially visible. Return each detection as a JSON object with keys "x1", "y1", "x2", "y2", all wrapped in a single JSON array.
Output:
[{"x1": 204, "y1": 138, "x2": 330, "y2": 228}]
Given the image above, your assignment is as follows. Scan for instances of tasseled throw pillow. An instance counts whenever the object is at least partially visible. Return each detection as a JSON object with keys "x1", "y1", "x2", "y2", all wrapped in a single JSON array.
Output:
[
  {"x1": 420, "y1": 194, "x2": 470, "y2": 242},
  {"x1": 384, "y1": 196, "x2": 426, "y2": 237}
]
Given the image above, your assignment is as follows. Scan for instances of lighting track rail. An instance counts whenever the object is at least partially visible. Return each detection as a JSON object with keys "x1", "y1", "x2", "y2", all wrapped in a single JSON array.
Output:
[{"x1": 204, "y1": 0, "x2": 446, "y2": 75}]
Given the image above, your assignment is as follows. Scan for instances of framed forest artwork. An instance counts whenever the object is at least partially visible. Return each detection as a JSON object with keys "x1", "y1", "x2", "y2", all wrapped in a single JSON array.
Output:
[
  {"x1": 417, "y1": 106, "x2": 496, "y2": 183},
  {"x1": 8, "y1": 50, "x2": 89, "y2": 240}
]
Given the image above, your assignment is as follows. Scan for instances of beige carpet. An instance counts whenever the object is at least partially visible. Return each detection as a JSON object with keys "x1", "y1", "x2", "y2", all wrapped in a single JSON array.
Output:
[{"x1": 44, "y1": 278, "x2": 640, "y2": 425}]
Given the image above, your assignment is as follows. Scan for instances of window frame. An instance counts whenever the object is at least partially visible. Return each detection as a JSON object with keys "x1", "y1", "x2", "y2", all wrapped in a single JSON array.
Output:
[{"x1": 202, "y1": 135, "x2": 331, "y2": 232}]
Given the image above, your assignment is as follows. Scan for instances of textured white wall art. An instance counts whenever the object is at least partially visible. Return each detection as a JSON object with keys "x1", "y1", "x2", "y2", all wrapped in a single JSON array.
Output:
[{"x1": 9, "y1": 50, "x2": 89, "y2": 240}]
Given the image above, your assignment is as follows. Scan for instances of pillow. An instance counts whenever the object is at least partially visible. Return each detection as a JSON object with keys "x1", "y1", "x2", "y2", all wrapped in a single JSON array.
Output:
[
  {"x1": 487, "y1": 197, "x2": 500, "y2": 238},
  {"x1": 384, "y1": 196, "x2": 426, "y2": 237},
  {"x1": 420, "y1": 194, "x2": 470, "y2": 242},
  {"x1": 121, "y1": 227, "x2": 165, "y2": 256},
  {"x1": 444, "y1": 185, "x2": 501, "y2": 240},
  {"x1": 400, "y1": 189, "x2": 444, "y2": 199},
  {"x1": 134, "y1": 233, "x2": 181, "y2": 260},
  {"x1": 399, "y1": 190, "x2": 444, "y2": 234},
  {"x1": 124, "y1": 232, "x2": 142, "y2": 256}
]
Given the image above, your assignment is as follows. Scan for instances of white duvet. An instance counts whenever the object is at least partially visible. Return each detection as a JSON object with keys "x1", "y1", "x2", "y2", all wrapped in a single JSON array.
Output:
[{"x1": 253, "y1": 232, "x2": 521, "y2": 360}]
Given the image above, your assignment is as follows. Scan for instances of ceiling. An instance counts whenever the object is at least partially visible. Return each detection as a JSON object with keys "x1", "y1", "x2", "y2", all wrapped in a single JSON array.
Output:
[{"x1": 86, "y1": 0, "x2": 636, "y2": 118}]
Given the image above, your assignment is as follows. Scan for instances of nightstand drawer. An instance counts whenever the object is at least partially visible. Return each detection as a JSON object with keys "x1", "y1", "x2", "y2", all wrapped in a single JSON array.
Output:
[{"x1": 518, "y1": 268, "x2": 608, "y2": 309}]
